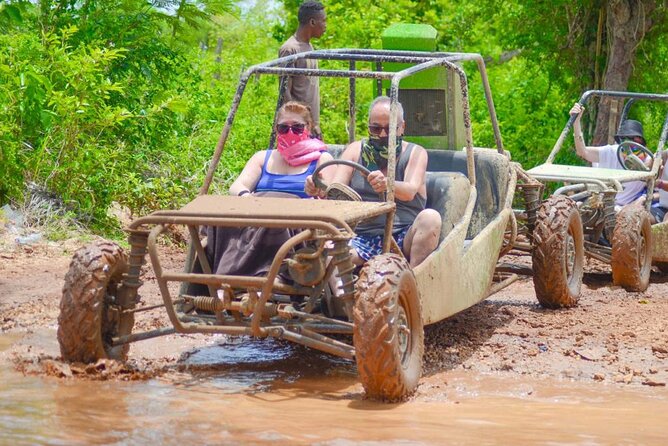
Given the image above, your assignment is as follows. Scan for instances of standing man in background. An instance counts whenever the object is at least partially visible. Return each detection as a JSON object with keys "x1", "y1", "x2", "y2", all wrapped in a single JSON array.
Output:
[{"x1": 279, "y1": 1, "x2": 326, "y2": 139}]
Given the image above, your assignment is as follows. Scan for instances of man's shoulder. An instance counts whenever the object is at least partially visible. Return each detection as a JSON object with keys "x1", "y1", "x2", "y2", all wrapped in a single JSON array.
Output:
[
  {"x1": 596, "y1": 144, "x2": 619, "y2": 168},
  {"x1": 279, "y1": 35, "x2": 299, "y2": 56},
  {"x1": 404, "y1": 140, "x2": 427, "y2": 157},
  {"x1": 598, "y1": 144, "x2": 618, "y2": 158},
  {"x1": 280, "y1": 35, "x2": 312, "y2": 55},
  {"x1": 345, "y1": 140, "x2": 362, "y2": 150},
  {"x1": 342, "y1": 140, "x2": 362, "y2": 158},
  {"x1": 405, "y1": 140, "x2": 425, "y2": 150}
]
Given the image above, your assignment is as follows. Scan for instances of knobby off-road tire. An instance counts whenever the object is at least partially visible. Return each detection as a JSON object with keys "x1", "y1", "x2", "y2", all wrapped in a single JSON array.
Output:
[
  {"x1": 612, "y1": 204, "x2": 652, "y2": 292},
  {"x1": 58, "y1": 240, "x2": 134, "y2": 363},
  {"x1": 532, "y1": 196, "x2": 584, "y2": 308},
  {"x1": 353, "y1": 254, "x2": 424, "y2": 401}
]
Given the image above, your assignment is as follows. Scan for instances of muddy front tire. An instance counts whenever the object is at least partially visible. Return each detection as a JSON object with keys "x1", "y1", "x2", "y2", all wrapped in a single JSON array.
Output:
[
  {"x1": 58, "y1": 241, "x2": 134, "y2": 363},
  {"x1": 612, "y1": 205, "x2": 652, "y2": 291},
  {"x1": 532, "y1": 196, "x2": 584, "y2": 308},
  {"x1": 353, "y1": 254, "x2": 424, "y2": 401}
]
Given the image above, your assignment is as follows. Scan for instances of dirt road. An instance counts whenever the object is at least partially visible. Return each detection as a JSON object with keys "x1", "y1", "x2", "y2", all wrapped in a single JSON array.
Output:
[
  {"x1": 1, "y1": 237, "x2": 667, "y2": 389},
  {"x1": 2, "y1": 237, "x2": 668, "y2": 444}
]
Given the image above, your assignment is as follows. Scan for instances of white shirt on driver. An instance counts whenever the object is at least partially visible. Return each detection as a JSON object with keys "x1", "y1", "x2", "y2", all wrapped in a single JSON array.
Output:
[{"x1": 593, "y1": 144, "x2": 646, "y2": 206}]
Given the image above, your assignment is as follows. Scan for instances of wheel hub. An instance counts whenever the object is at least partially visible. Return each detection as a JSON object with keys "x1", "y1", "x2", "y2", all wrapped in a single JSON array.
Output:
[
  {"x1": 565, "y1": 233, "x2": 576, "y2": 280},
  {"x1": 397, "y1": 305, "x2": 411, "y2": 362},
  {"x1": 638, "y1": 232, "x2": 647, "y2": 269}
]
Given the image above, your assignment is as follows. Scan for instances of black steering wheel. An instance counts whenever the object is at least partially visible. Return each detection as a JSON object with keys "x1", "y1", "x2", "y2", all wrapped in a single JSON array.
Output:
[
  {"x1": 616, "y1": 140, "x2": 653, "y2": 172},
  {"x1": 311, "y1": 159, "x2": 385, "y2": 201}
]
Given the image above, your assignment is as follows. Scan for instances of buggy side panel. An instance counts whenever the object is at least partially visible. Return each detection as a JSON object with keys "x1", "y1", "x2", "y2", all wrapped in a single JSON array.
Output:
[
  {"x1": 415, "y1": 149, "x2": 515, "y2": 324},
  {"x1": 652, "y1": 221, "x2": 668, "y2": 262}
]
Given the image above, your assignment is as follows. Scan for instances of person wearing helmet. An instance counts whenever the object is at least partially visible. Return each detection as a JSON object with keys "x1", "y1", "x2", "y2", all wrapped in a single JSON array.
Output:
[{"x1": 571, "y1": 102, "x2": 649, "y2": 208}]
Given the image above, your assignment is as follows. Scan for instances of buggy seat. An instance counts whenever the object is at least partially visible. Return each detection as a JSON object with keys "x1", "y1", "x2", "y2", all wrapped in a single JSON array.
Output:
[
  {"x1": 425, "y1": 172, "x2": 469, "y2": 243},
  {"x1": 426, "y1": 149, "x2": 510, "y2": 239}
]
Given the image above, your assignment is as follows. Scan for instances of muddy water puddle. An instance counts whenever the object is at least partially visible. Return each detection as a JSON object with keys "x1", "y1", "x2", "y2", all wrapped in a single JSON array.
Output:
[{"x1": 2, "y1": 333, "x2": 667, "y2": 445}]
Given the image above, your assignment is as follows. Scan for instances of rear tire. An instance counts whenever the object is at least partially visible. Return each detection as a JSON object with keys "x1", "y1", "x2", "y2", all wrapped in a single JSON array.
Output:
[
  {"x1": 532, "y1": 196, "x2": 584, "y2": 308},
  {"x1": 58, "y1": 241, "x2": 134, "y2": 363},
  {"x1": 612, "y1": 205, "x2": 652, "y2": 291},
  {"x1": 353, "y1": 254, "x2": 424, "y2": 401}
]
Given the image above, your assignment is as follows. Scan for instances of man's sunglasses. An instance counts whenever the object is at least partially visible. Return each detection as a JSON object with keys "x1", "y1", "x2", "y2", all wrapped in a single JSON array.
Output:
[
  {"x1": 368, "y1": 124, "x2": 398, "y2": 136},
  {"x1": 276, "y1": 123, "x2": 306, "y2": 135}
]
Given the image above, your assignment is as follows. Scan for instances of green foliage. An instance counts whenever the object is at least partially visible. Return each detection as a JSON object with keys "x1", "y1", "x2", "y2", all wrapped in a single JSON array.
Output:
[
  {"x1": 2, "y1": 0, "x2": 667, "y2": 235},
  {"x1": 0, "y1": 0, "x2": 275, "y2": 230}
]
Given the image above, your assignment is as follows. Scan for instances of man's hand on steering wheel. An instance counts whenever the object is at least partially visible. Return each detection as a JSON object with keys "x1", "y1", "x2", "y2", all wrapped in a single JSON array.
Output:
[
  {"x1": 367, "y1": 170, "x2": 388, "y2": 194},
  {"x1": 309, "y1": 159, "x2": 384, "y2": 201}
]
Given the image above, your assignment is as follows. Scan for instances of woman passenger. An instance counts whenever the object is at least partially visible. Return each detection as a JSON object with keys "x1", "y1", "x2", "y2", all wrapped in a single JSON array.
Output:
[
  {"x1": 198, "y1": 101, "x2": 335, "y2": 285},
  {"x1": 228, "y1": 101, "x2": 334, "y2": 197}
]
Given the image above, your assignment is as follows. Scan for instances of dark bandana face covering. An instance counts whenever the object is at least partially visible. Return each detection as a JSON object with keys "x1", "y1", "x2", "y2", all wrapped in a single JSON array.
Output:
[{"x1": 361, "y1": 135, "x2": 403, "y2": 171}]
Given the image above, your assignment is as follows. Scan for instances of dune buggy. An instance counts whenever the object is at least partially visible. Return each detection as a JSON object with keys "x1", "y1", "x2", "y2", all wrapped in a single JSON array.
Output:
[
  {"x1": 525, "y1": 90, "x2": 668, "y2": 294},
  {"x1": 59, "y1": 48, "x2": 559, "y2": 401}
]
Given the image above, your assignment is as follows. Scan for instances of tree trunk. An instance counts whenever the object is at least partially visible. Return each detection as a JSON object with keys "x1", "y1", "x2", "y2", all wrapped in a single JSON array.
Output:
[{"x1": 593, "y1": 0, "x2": 656, "y2": 145}]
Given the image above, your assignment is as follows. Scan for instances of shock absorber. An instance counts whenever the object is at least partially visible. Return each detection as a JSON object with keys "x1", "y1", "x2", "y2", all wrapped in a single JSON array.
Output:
[
  {"x1": 330, "y1": 239, "x2": 356, "y2": 319},
  {"x1": 118, "y1": 230, "x2": 149, "y2": 308},
  {"x1": 522, "y1": 183, "x2": 543, "y2": 244},
  {"x1": 602, "y1": 191, "x2": 617, "y2": 242}
]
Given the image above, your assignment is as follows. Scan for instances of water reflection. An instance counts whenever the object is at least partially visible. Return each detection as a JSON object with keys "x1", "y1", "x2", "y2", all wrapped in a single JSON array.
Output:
[
  {"x1": 2, "y1": 332, "x2": 668, "y2": 445},
  {"x1": 175, "y1": 336, "x2": 356, "y2": 395}
]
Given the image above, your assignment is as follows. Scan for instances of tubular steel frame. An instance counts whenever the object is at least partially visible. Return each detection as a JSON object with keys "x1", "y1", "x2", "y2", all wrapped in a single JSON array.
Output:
[{"x1": 112, "y1": 49, "x2": 510, "y2": 358}]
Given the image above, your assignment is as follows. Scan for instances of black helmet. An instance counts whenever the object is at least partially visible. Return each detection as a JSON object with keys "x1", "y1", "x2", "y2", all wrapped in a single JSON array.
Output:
[{"x1": 615, "y1": 119, "x2": 645, "y2": 145}]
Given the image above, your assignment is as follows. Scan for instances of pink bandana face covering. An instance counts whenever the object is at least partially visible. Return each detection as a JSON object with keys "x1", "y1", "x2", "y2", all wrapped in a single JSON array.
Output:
[{"x1": 277, "y1": 130, "x2": 326, "y2": 166}]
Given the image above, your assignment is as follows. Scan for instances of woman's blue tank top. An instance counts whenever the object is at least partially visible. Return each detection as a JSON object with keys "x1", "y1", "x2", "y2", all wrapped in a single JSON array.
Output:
[{"x1": 254, "y1": 150, "x2": 317, "y2": 199}]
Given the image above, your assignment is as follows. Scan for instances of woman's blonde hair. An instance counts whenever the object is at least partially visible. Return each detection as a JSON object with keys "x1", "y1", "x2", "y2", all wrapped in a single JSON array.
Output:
[{"x1": 278, "y1": 101, "x2": 314, "y2": 129}]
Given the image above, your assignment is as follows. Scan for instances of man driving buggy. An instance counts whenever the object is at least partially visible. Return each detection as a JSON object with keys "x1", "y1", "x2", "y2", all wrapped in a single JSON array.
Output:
[
  {"x1": 304, "y1": 96, "x2": 441, "y2": 267},
  {"x1": 571, "y1": 102, "x2": 650, "y2": 209}
]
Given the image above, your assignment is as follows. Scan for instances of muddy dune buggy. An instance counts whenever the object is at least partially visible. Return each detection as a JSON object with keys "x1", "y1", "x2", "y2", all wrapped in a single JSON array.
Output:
[
  {"x1": 59, "y1": 49, "x2": 548, "y2": 401},
  {"x1": 523, "y1": 90, "x2": 668, "y2": 297}
]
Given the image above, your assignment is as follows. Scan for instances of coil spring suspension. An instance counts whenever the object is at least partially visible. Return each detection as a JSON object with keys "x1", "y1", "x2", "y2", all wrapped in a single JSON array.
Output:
[
  {"x1": 521, "y1": 184, "x2": 543, "y2": 244},
  {"x1": 192, "y1": 295, "x2": 225, "y2": 312},
  {"x1": 119, "y1": 230, "x2": 149, "y2": 308},
  {"x1": 603, "y1": 191, "x2": 616, "y2": 241}
]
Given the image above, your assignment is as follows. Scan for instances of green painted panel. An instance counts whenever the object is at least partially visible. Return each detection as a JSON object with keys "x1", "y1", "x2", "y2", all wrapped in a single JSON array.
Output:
[
  {"x1": 405, "y1": 135, "x2": 448, "y2": 149},
  {"x1": 381, "y1": 24, "x2": 438, "y2": 51},
  {"x1": 380, "y1": 23, "x2": 444, "y2": 90}
]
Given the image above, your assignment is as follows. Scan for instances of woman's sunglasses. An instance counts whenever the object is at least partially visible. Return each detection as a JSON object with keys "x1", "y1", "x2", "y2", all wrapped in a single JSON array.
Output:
[{"x1": 276, "y1": 123, "x2": 306, "y2": 135}]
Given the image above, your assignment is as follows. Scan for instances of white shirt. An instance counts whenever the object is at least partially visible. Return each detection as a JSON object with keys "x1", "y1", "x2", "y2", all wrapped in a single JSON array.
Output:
[
  {"x1": 660, "y1": 161, "x2": 668, "y2": 208},
  {"x1": 596, "y1": 144, "x2": 646, "y2": 206}
]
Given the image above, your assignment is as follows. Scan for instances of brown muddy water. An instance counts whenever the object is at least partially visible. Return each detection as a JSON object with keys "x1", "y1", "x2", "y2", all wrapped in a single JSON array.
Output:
[{"x1": 1, "y1": 332, "x2": 667, "y2": 445}]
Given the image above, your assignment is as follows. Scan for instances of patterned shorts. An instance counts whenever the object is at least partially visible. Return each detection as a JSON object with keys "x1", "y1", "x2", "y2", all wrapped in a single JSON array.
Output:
[
  {"x1": 350, "y1": 226, "x2": 410, "y2": 262},
  {"x1": 651, "y1": 203, "x2": 667, "y2": 223}
]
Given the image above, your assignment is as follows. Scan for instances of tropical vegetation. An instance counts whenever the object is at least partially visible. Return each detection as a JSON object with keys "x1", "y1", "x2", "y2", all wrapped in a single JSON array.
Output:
[{"x1": 1, "y1": 0, "x2": 666, "y2": 232}]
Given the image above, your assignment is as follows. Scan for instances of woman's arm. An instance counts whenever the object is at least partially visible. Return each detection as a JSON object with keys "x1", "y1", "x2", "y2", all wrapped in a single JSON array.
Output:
[
  {"x1": 315, "y1": 152, "x2": 336, "y2": 182},
  {"x1": 305, "y1": 142, "x2": 360, "y2": 197},
  {"x1": 228, "y1": 151, "x2": 265, "y2": 196}
]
